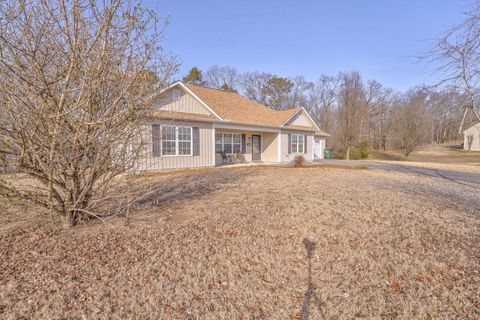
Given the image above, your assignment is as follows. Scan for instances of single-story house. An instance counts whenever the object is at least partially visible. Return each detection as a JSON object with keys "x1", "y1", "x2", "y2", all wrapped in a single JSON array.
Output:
[
  {"x1": 136, "y1": 82, "x2": 329, "y2": 170},
  {"x1": 464, "y1": 122, "x2": 480, "y2": 151}
]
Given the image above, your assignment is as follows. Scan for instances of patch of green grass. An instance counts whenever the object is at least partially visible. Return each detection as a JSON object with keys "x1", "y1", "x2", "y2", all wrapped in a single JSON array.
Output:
[
  {"x1": 353, "y1": 165, "x2": 369, "y2": 170},
  {"x1": 447, "y1": 144, "x2": 463, "y2": 150}
]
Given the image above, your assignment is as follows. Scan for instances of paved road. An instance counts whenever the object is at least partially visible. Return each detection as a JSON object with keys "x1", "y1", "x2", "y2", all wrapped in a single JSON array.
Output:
[{"x1": 320, "y1": 160, "x2": 480, "y2": 187}]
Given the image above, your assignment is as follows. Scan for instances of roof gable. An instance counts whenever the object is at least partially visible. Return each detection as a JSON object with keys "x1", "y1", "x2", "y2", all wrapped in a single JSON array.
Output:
[
  {"x1": 152, "y1": 85, "x2": 213, "y2": 116},
  {"x1": 151, "y1": 82, "x2": 222, "y2": 120},
  {"x1": 284, "y1": 109, "x2": 317, "y2": 128},
  {"x1": 282, "y1": 108, "x2": 320, "y2": 131}
]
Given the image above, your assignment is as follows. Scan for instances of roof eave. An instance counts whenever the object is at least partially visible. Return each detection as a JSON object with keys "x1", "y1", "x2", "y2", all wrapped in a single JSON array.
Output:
[{"x1": 145, "y1": 114, "x2": 323, "y2": 132}]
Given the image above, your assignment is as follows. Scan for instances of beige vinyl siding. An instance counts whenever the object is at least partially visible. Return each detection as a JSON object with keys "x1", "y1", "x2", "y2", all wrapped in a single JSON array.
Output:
[
  {"x1": 152, "y1": 88, "x2": 212, "y2": 116},
  {"x1": 464, "y1": 124, "x2": 480, "y2": 150},
  {"x1": 136, "y1": 121, "x2": 214, "y2": 171},
  {"x1": 214, "y1": 129, "x2": 280, "y2": 164},
  {"x1": 261, "y1": 132, "x2": 279, "y2": 162},
  {"x1": 280, "y1": 130, "x2": 314, "y2": 162},
  {"x1": 285, "y1": 110, "x2": 314, "y2": 127}
]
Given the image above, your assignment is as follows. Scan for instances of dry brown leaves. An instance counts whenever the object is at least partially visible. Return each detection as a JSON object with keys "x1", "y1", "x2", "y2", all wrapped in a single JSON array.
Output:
[{"x1": 0, "y1": 166, "x2": 479, "y2": 319}]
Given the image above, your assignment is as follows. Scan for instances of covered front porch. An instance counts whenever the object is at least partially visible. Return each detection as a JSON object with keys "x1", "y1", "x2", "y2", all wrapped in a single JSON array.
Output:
[{"x1": 214, "y1": 126, "x2": 280, "y2": 166}]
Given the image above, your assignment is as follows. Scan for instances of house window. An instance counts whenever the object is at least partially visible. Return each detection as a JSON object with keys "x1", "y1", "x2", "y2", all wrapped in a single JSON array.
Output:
[
  {"x1": 224, "y1": 133, "x2": 233, "y2": 154},
  {"x1": 291, "y1": 134, "x2": 304, "y2": 154},
  {"x1": 233, "y1": 134, "x2": 241, "y2": 153},
  {"x1": 178, "y1": 126, "x2": 192, "y2": 155},
  {"x1": 172, "y1": 89, "x2": 181, "y2": 100},
  {"x1": 215, "y1": 132, "x2": 223, "y2": 154},
  {"x1": 161, "y1": 126, "x2": 176, "y2": 155},
  {"x1": 160, "y1": 125, "x2": 192, "y2": 156},
  {"x1": 215, "y1": 132, "x2": 242, "y2": 154}
]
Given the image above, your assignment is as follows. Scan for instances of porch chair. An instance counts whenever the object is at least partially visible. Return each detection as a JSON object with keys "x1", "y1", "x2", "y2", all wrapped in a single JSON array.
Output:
[
  {"x1": 235, "y1": 152, "x2": 245, "y2": 164},
  {"x1": 220, "y1": 151, "x2": 229, "y2": 165}
]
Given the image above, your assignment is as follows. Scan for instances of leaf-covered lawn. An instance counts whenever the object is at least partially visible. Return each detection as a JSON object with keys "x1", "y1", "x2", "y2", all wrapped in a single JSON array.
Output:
[{"x1": 1, "y1": 166, "x2": 479, "y2": 319}]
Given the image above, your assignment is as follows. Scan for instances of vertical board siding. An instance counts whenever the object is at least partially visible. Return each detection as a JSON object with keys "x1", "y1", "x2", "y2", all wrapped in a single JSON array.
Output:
[
  {"x1": 280, "y1": 130, "x2": 314, "y2": 162},
  {"x1": 261, "y1": 132, "x2": 279, "y2": 162},
  {"x1": 285, "y1": 111, "x2": 315, "y2": 127},
  {"x1": 153, "y1": 89, "x2": 212, "y2": 115},
  {"x1": 464, "y1": 125, "x2": 480, "y2": 150},
  {"x1": 136, "y1": 121, "x2": 214, "y2": 171}
]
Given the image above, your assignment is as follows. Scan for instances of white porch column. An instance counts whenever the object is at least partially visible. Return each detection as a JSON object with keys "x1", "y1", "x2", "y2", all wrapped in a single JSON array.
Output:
[
  {"x1": 212, "y1": 124, "x2": 216, "y2": 166},
  {"x1": 277, "y1": 131, "x2": 282, "y2": 162}
]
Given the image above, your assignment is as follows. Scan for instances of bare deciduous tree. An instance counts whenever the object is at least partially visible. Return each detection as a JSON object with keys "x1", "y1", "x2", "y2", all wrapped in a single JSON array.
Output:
[
  {"x1": 428, "y1": 1, "x2": 480, "y2": 123},
  {"x1": 0, "y1": 0, "x2": 178, "y2": 227},
  {"x1": 424, "y1": 89, "x2": 471, "y2": 143},
  {"x1": 241, "y1": 71, "x2": 273, "y2": 105},
  {"x1": 364, "y1": 80, "x2": 394, "y2": 149},
  {"x1": 241, "y1": 73, "x2": 313, "y2": 110},
  {"x1": 391, "y1": 92, "x2": 430, "y2": 158},
  {"x1": 205, "y1": 65, "x2": 240, "y2": 91},
  {"x1": 336, "y1": 71, "x2": 368, "y2": 159},
  {"x1": 285, "y1": 76, "x2": 313, "y2": 109},
  {"x1": 307, "y1": 74, "x2": 340, "y2": 135}
]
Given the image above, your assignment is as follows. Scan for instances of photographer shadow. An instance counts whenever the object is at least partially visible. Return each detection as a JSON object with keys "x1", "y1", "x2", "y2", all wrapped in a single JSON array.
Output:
[{"x1": 300, "y1": 238, "x2": 326, "y2": 320}]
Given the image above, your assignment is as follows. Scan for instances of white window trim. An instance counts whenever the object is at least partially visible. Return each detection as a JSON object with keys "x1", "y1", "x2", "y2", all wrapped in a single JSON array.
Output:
[
  {"x1": 215, "y1": 132, "x2": 242, "y2": 155},
  {"x1": 290, "y1": 133, "x2": 305, "y2": 154},
  {"x1": 161, "y1": 125, "x2": 193, "y2": 157}
]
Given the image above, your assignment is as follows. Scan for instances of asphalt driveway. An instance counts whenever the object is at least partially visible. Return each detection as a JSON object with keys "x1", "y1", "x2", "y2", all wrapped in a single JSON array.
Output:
[{"x1": 320, "y1": 160, "x2": 480, "y2": 187}]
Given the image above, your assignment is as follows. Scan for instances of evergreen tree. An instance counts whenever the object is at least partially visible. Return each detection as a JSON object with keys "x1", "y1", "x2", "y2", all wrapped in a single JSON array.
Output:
[
  {"x1": 183, "y1": 67, "x2": 204, "y2": 84},
  {"x1": 221, "y1": 83, "x2": 237, "y2": 93}
]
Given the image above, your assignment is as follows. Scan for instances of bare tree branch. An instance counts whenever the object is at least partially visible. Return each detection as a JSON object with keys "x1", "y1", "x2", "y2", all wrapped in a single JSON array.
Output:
[{"x1": 0, "y1": 0, "x2": 179, "y2": 227}]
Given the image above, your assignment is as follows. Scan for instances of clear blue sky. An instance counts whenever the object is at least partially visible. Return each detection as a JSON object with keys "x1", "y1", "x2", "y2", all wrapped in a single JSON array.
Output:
[{"x1": 148, "y1": 0, "x2": 470, "y2": 91}]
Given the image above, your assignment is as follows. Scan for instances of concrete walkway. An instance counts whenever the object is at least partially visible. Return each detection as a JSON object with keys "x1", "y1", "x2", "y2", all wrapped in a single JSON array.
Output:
[{"x1": 320, "y1": 160, "x2": 480, "y2": 187}]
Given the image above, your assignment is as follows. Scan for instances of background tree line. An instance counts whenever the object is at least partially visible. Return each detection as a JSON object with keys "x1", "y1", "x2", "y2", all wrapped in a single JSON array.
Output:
[{"x1": 181, "y1": 66, "x2": 477, "y2": 158}]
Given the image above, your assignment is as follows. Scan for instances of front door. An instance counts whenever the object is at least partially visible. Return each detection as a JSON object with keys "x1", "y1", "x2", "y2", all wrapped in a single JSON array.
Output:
[{"x1": 252, "y1": 135, "x2": 261, "y2": 161}]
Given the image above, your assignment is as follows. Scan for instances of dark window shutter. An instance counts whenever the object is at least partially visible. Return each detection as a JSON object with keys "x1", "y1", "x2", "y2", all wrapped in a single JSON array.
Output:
[
  {"x1": 288, "y1": 134, "x2": 291, "y2": 154},
  {"x1": 192, "y1": 127, "x2": 200, "y2": 156},
  {"x1": 152, "y1": 125, "x2": 161, "y2": 157},
  {"x1": 304, "y1": 134, "x2": 308, "y2": 154},
  {"x1": 241, "y1": 134, "x2": 246, "y2": 154}
]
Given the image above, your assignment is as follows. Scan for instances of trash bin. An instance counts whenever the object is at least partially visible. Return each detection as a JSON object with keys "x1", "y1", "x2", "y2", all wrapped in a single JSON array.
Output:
[{"x1": 324, "y1": 148, "x2": 333, "y2": 159}]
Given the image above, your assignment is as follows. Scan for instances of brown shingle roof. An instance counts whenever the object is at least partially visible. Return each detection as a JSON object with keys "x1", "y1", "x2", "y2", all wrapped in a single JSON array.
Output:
[{"x1": 185, "y1": 83, "x2": 299, "y2": 126}]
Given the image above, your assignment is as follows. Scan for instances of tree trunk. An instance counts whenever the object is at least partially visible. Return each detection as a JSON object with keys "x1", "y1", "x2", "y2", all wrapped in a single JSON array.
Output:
[
  {"x1": 346, "y1": 147, "x2": 350, "y2": 160},
  {"x1": 64, "y1": 210, "x2": 74, "y2": 229},
  {"x1": 404, "y1": 147, "x2": 410, "y2": 160}
]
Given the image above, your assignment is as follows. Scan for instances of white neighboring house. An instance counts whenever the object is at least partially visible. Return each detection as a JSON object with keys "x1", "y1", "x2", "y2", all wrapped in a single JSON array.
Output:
[
  {"x1": 136, "y1": 81, "x2": 330, "y2": 171},
  {"x1": 464, "y1": 122, "x2": 480, "y2": 151}
]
